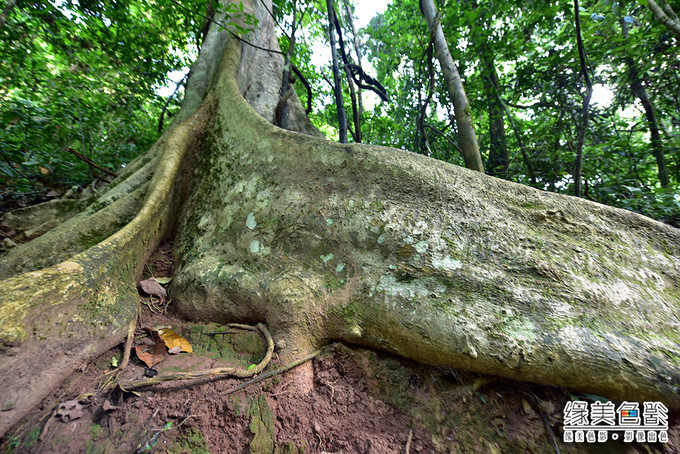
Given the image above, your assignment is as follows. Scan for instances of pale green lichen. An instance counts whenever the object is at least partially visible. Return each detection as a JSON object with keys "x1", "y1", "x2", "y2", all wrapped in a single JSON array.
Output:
[
  {"x1": 501, "y1": 316, "x2": 539, "y2": 342},
  {"x1": 432, "y1": 255, "x2": 463, "y2": 271},
  {"x1": 249, "y1": 240, "x2": 260, "y2": 253},
  {"x1": 321, "y1": 253, "x2": 334, "y2": 264},
  {"x1": 415, "y1": 241, "x2": 429, "y2": 253},
  {"x1": 246, "y1": 212, "x2": 257, "y2": 230},
  {"x1": 376, "y1": 274, "x2": 446, "y2": 300},
  {"x1": 335, "y1": 263, "x2": 345, "y2": 273}
]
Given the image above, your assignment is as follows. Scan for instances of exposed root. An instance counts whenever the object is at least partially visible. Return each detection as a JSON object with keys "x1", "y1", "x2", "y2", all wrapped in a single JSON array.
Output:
[
  {"x1": 221, "y1": 349, "x2": 321, "y2": 397},
  {"x1": 404, "y1": 428, "x2": 413, "y2": 454},
  {"x1": 117, "y1": 322, "x2": 274, "y2": 391},
  {"x1": 119, "y1": 305, "x2": 140, "y2": 370}
]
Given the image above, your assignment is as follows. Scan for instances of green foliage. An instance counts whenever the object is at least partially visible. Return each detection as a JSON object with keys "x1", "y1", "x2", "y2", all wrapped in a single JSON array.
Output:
[
  {"x1": 0, "y1": 0, "x2": 202, "y2": 202},
  {"x1": 1, "y1": 0, "x2": 678, "y2": 225},
  {"x1": 357, "y1": 0, "x2": 679, "y2": 225},
  {"x1": 216, "y1": 1, "x2": 259, "y2": 35}
]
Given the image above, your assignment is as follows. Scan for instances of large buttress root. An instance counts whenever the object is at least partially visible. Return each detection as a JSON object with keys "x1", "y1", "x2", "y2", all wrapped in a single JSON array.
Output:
[
  {"x1": 0, "y1": 97, "x2": 213, "y2": 438},
  {"x1": 172, "y1": 8, "x2": 680, "y2": 410}
]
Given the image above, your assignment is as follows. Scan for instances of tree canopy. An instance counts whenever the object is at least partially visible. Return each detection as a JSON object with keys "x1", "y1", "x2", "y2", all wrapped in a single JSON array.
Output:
[{"x1": 1, "y1": 0, "x2": 678, "y2": 223}]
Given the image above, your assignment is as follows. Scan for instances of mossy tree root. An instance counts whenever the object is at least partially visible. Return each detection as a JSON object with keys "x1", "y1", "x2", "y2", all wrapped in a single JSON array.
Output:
[{"x1": 0, "y1": 94, "x2": 214, "y2": 439}]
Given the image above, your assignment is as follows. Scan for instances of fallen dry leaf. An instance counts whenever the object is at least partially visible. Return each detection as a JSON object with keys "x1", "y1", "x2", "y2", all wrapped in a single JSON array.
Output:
[
  {"x1": 158, "y1": 327, "x2": 192, "y2": 353},
  {"x1": 134, "y1": 329, "x2": 167, "y2": 367},
  {"x1": 138, "y1": 278, "x2": 167, "y2": 302},
  {"x1": 102, "y1": 399, "x2": 121, "y2": 412},
  {"x1": 56, "y1": 400, "x2": 83, "y2": 422}
]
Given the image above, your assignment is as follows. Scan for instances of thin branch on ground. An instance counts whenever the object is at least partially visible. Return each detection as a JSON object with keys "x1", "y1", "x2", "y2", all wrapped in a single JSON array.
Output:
[
  {"x1": 119, "y1": 305, "x2": 139, "y2": 370},
  {"x1": 222, "y1": 349, "x2": 321, "y2": 396},
  {"x1": 116, "y1": 323, "x2": 274, "y2": 391},
  {"x1": 404, "y1": 428, "x2": 413, "y2": 454}
]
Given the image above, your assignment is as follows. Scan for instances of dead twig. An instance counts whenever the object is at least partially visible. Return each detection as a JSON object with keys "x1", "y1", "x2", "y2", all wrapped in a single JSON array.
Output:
[
  {"x1": 222, "y1": 349, "x2": 321, "y2": 396},
  {"x1": 64, "y1": 147, "x2": 117, "y2": 178},
  {"x1": 404, "y1": 428, "x2": 413, "y2": 454}
]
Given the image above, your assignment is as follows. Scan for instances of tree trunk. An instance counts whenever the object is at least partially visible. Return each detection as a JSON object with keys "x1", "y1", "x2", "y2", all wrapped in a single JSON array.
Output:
[
  {"x1": 646, "y1": 0, "x2": 680, "y2": 40},
  {"x1": 482, "y1": 54, "x2": 508, "y2": 177},
  {"x1": 326, "y1": 0, "x2": 348, "y2": 143},
  {"x1": 343, "y1": 0, "x2": 364, "y2": 139},
  {"x1": 419, "y1": 0, "x2": 484, "y2": 172},
  {"x1": 620, "y1": 13, "x2": 671, "y2": 188},
  {"x1": 1, "y1": 0, "x2": 679, "y2": 438},
  {"x1": 0, "y1": 0, "x2": 15, "y2": 29},
  {"x1": 573, "y1": 0, "x2": 593, "y2": 198},
  {"x1": 276, "y1": 0, "x2": 297, "y2": 130}
]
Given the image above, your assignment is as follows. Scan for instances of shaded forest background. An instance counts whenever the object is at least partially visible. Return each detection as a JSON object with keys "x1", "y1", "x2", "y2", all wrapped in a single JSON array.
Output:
[{"x1": 1, "y1": 0, "x2": 678, "y2": 225}]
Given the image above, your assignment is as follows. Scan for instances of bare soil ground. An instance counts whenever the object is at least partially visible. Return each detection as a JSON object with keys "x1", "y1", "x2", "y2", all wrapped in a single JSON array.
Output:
[{"x1": 1, "y1": 243, "x2": 678, "y2": 454}]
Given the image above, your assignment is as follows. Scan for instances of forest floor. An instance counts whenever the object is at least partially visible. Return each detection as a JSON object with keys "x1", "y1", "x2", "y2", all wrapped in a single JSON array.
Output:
[{"x1": 1, "y1": 242, "x2": 678, "y2": 454}]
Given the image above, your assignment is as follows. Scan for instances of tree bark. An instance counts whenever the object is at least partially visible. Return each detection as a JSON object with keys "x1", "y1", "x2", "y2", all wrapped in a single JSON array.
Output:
[
  {"x1": 326, "y1": 0, "x2": 348, "y2": 143},
  {"x1": 419, "y1": 0, "x2": 484, "y2": 172},
  {"x1": 573, "y1": 0, "x2": 593, "y2": 198},
  {"x1": 620, "y1": 13, "x2": 671, "y2": 188},
  {"x1": 0, "y1": 0, "x2": 679, "y2": 439},
  {"x1": 646, "y1": 0, "x2": 680, "y2": 40},
  {"x1": 482, "y1": 54, "x2": 508, "y2": 177}
]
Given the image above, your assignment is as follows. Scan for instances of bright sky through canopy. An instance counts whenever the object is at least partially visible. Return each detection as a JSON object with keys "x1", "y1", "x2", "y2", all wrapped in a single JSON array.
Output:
[{"x1": 354, "y1": 0, "x2": 392, "y2": 28}]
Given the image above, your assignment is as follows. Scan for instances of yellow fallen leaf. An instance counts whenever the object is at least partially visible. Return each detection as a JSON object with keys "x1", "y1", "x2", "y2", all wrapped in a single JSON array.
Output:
[{"x1": 157, "y1": 327, "x2": 192, "y2": 353}]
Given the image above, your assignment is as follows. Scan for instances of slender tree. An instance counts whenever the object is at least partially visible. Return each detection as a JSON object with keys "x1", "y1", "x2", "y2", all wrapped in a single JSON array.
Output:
[
  {"x1": 573, "y1": 0, "x2": 593, "y2": 197},
  {"x1": 326, "y1": 0, "x2": 348, "y2": 143},
  {"x1": 419, "y1": 0, "x2": 484, "y2": 172},
  {"x1": 343, "y1": 0, "x2": 363, "y2": 142},
  {"x1": 619, "y1": 6, "x2": 670, "y2": 187}
]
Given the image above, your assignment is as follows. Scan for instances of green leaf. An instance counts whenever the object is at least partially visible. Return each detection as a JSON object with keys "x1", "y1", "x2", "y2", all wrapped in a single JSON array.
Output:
[{"x1": 154, "y1": 277, "x2": 173, "y2": 284}]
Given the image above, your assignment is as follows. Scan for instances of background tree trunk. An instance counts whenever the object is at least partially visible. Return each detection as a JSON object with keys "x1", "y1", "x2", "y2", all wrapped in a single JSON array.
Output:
[
  {"x1": 0, "y1": 0, "x2": 16, "y2": 29},
  {"x1": 482, "y1": 55, "x2": 508, "y2": 177},
  {"x1": 573, "y1": 0, "x2": 593, "y2": 197},
  {"x1": 646, "y1": 0, "x2": 680, "y2": 39},
  {"x1": 419, "y1": 0, "x2": 484, "y2": 172},
  {"x1": 0, "y1": 0, "x2": 679, "y2": 439},
  {"x1": 343, "y1": 0, "x2": 363, "y2": 142},
  {"x1": 326, "y1": 0, "x2": 348, "y2": 143},
  {"x1": 620, "y1": 12, "x2": 671, "y2": 188}
]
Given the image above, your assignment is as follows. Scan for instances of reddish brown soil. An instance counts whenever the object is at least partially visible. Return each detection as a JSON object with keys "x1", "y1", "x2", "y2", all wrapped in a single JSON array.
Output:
[
  {"x1": 2, "y1": 243, "x2": 678, "y2": 454},
  {"x1": 3, "y1": 332, "x2": 679, "y2": 453}
]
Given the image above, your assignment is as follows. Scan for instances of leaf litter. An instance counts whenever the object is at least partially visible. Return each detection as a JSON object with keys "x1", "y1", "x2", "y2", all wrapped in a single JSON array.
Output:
[{"x1": 134, "y1": 329, "x2": 167, "y2": 368}]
